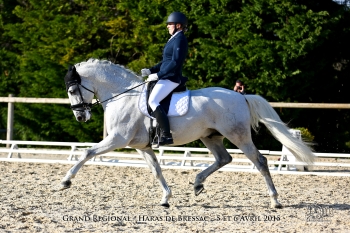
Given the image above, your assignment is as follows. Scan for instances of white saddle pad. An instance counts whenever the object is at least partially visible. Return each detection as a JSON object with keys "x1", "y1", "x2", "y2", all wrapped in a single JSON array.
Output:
[{"x1": 138, "y1": 84, "x2": 190, "y2": 119}]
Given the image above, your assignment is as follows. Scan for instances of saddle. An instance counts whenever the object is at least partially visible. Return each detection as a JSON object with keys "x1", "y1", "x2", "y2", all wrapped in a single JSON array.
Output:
[{"x1": 138, "y1": 78, "x2": 190, "y2": 147}]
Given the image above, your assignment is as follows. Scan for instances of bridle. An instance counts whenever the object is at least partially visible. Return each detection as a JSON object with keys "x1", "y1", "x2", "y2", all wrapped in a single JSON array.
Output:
[
  {"x1": 68, "y1": 84, "x2": 96, "y2": 112},
  {"x1": 69, "y1": 82, "x2": 147, "y2": 112},
  {"x1": 64, "y1": 65, "x2": 147, "y2": 112}
]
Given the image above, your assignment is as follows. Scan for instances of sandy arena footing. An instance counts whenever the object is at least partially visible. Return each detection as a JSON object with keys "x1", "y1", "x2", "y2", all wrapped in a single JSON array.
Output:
[{"x1": 1, "y1": 160, "x2": 350, "y2": 232}]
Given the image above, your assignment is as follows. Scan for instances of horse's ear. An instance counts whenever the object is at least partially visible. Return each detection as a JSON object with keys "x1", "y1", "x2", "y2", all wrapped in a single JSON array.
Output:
[{"x1": 68, "y1": 65, "x2": 75, "y2": 72}]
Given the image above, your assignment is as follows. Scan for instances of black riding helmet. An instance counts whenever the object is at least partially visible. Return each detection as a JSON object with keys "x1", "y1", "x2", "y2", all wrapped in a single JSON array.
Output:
[{"x1": 166, "y1": 12, "x2": 188, "y2": 33}]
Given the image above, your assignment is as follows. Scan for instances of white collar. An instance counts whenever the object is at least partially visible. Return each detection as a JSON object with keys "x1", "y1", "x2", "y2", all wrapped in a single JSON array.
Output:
[{"x1": 168, "y1": 30, "x2": 182, "y2": 42}]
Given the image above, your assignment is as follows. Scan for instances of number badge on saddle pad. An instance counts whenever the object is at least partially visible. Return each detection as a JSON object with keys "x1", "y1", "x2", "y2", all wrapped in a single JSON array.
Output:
[{"x1": 138, "y1": 82, "x2": 190, "y2": 119}]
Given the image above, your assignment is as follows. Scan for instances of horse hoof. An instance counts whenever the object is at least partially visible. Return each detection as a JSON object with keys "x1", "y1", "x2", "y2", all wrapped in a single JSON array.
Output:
[
  {"x1": 271, "y1": 202, "x2": 283, "y2": 208},
  {"x1": 60, "y1": 180, "x2": 72, "y2": 190},
  {"x1": 273, "y1": 203, "x2": 283, "y2": 209},
  {"x1": 194, "y1": 184, "x2": 204, "y2": 196},
  {"x1": 161, "y1": 203, "x2": 170, "y2": 208}
]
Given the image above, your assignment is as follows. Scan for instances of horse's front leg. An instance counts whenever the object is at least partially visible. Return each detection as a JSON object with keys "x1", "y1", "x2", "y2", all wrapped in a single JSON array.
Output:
[
  {"x1": 136, "y1": 148, "x2": 172, "y2": 207},
  {"x1": 60, "y1": 134, "x2": 126, "y2": 190}
]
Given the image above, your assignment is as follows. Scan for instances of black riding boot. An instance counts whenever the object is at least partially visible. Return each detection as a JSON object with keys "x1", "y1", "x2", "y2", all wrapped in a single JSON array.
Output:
[{"x1": 152, "y1": 105, "x2": 173, "y2": 145}]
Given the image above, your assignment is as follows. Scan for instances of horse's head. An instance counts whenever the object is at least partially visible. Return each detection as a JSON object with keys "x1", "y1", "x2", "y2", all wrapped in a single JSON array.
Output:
[{"x1": 64, "y1": 66, "x2": 94, "y2": 122}]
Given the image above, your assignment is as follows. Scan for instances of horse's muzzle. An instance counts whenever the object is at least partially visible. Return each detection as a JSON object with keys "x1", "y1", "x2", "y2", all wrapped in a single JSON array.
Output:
[
  {"x1": 74, "y1": 110, "x2": 91, "y2": 122},
  {"x1": 77, "y1": 115, "x2": 84, "y2": 122}
]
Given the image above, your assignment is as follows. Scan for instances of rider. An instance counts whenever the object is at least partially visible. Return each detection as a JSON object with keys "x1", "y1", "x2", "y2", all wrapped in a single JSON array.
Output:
[{"x1": 141, "y1": 12, "x2": 188, "y2": 146}]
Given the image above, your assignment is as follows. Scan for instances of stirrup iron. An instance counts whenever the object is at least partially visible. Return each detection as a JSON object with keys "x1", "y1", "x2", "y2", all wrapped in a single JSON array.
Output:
[{"x1": 151, "y1": 126, "x2": 160, "y2": 148}]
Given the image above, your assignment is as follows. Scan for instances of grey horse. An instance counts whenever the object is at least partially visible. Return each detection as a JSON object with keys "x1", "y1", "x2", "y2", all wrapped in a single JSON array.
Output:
[{"x1": 61, "y1": 58, "x2": 314, "y2": 208}]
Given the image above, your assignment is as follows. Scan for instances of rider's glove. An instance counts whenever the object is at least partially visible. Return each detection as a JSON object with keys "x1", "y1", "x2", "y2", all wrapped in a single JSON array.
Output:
[
  {"x1": 141, "y1": 68, "x2": 151, "y2": 77},
  {"x1": 146, "y1": 73, "x2": 158, "y2": 82}
]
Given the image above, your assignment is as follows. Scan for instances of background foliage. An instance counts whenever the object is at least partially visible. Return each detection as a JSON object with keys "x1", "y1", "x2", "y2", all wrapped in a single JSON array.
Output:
[{"x1": 1, "y1": 0, "x2": 349, "y2": 152}]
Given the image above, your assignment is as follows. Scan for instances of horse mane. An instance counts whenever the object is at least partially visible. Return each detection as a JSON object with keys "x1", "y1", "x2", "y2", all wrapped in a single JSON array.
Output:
[{"x1": 74, "y1": 58, "x2": 142, "y2": 81}]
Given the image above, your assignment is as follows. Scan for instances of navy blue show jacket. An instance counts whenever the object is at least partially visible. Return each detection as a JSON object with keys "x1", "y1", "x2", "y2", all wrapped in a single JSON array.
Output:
[{"x1": 149, "y1": 31, "x2": 188, "y2": 84}]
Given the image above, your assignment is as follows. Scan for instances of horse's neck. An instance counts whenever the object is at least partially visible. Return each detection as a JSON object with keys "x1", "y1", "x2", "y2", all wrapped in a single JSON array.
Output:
[
  {"x1": 94, "y1": 74, "x2": 141, "y2": 99},
  {"x1": 78, "y1": 63, "x2": 142, "y2": 106}
]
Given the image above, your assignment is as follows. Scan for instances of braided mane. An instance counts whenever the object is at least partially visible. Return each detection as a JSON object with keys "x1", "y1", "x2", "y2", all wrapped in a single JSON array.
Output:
[{"x1": 75, "y1": 58, "x2": 142, "y2": 81}]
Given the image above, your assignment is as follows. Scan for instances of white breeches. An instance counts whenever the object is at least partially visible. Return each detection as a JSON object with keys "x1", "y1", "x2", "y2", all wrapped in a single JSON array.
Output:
[{"x1": 148, "y1": 79, "x2": 179, "y2": 111}]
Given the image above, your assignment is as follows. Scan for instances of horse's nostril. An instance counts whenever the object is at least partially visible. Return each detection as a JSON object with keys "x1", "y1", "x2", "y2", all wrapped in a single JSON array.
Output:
[{"x1": 77, "y1": 116, "x2": 83, "y2": 121}]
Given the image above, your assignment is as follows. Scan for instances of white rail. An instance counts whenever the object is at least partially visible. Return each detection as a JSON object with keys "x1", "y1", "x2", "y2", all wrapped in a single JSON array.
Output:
[
  {"x1": 1, "y1": 140, "x2": 350, "y2": 176},
  {"x1": 1, "y1": 97, "x2": 350, "y2": 108},
  {"x1": 1, "y1": 96, "x2": 350, "y2": 142}
]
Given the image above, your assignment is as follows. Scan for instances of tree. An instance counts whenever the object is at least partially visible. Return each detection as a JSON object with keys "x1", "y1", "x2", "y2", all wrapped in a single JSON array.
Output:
[
  {"x1": 1, "y1": 0, "x2": 349, "y2": 152},
  {"x1": 0, "y1": 0, "x2": 20, "y2": 138},
  {"x1": 2, "y1": 0, "x2": 118, "y2": 142}
]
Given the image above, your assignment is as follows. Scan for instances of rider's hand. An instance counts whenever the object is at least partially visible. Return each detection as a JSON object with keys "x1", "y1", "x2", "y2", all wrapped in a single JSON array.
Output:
[
  {"x1": 141, "y1": 68, "x2": 151, "y2": 77},
  {"x1": 146, "y1": 73, "x2": 158, "y2": 82}
]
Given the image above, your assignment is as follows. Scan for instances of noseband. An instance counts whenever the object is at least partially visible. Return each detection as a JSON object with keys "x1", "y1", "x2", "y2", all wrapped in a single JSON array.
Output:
[
  {"x1": 69, "y1": 84, "x2": 98, "y2": 112},
  {"x1": 64, "y1": 65, "x2": 147, "y2": 112}
]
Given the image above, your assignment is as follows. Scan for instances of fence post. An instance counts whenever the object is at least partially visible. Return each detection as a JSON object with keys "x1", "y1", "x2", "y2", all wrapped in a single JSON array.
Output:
[
  {"x1": 6, "y1": 94, "x2": 14, "y2": 148},
  {"x1": 103, "y1": 112, "x2": 107, "y2": 138}
]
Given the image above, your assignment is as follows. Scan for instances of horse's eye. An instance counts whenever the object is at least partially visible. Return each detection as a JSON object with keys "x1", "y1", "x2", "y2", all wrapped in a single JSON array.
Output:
[{"x1": 68, "y1": 87, "x2": 76, "y2": 94}]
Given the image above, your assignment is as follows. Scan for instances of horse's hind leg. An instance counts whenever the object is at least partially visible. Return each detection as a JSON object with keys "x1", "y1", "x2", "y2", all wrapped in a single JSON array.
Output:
[
  {"x1": 251, "y1": 149, "x2": 282, "y2": 208},
  {"x1": 136, "y1": 148, "x2": 172, "y2": 207},
  {"x1": 233, "y1": 140, "x2": 282, "y2": 208},
  {"x1": 255, "y1": 151, "x2": 282, "y2": 208},
  {"x1": 194, "y1": 136, "x2": 233, "y2": 195}
]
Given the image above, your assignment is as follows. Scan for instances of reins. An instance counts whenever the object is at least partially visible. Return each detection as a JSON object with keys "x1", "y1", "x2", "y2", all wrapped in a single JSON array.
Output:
[{"x1": 70, "y1": 81, "x2": 148, "y2": 111}]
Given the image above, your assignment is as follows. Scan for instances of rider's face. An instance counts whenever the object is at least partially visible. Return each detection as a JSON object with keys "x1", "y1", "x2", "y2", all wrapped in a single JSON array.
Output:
[
  {"x1": 167, "y1": 23, "x2": 175, "y2": 35},
  {"x1": 167, "y1": 23, "x2": 181, "y2": 35}
]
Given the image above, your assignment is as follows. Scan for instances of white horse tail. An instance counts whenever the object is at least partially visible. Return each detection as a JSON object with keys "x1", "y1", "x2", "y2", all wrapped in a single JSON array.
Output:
[{"x1": 244, "y1": 95, "x2": 315, "y2": 164}]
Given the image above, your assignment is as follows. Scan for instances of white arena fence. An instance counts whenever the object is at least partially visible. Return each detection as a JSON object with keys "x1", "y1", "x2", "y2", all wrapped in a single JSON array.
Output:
[
  {"x1": 1, "y1": 140, "x2": 350, "y2": 177},
  {"x1": 2, "y1": 96, "x2": 350, "y2": 142}
]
